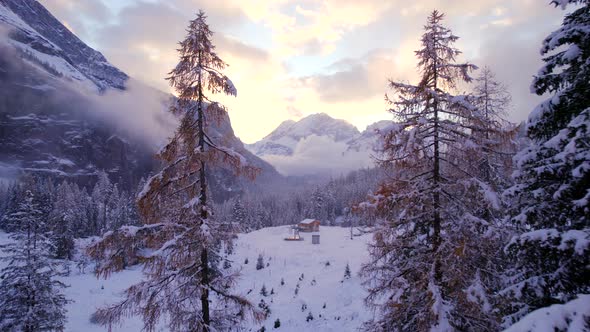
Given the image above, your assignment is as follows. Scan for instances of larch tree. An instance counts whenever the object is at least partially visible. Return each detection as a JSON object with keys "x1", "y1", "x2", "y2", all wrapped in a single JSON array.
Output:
[
  {"x1": 360, "y1": 10, "x2": 509, "y2": 331},
  {"x1": 0, "y1": 190, "x2": 67, "y2": 332},
  {"x1": 471, "y1": 66, "x2": 515, "y2": 183},
  {"x1": 502, "y1": 0, "x2": 590, "y2": 327},
  {"x1": 88, "y1": 10, "x2": 259, "y2": 332}
]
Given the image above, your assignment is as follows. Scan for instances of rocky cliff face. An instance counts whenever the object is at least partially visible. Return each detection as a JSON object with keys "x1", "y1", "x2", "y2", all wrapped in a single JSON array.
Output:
[
  {"x1": 0, "y1": 0, "x2": 281, "y2": 198},
  {"x1": 0, "y1": 42, "x2": 154, "y2": 190}
]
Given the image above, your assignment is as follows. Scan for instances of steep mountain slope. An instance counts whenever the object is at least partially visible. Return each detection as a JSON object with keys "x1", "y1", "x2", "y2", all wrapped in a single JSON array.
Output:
[
  {"x1": 246, "y1": 114, "x2": 389, "y2": 176},
  {"x1": 0, "y1": 0, "x2": 127, "y2": 91},
  {"x1": 0, "y1": 0, "x2": 280, "y2": 196},
  {"x1": 346, "y1": 120, "x2": 390, "y2": 153}
]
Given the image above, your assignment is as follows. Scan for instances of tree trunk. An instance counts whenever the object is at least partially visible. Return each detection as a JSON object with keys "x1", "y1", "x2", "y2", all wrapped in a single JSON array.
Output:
[
  {"x1": 196, "y1": 50, "x2": 211, "y2": 332},
  {"x1": 432, "y1": 54, "x2": 442, "y2": 283}
]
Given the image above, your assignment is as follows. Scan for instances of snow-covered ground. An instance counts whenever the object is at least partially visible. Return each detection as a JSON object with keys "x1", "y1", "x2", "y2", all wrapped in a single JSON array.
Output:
[
  {"x1": 0, "y1": 226, "x2": 372, "y2": 332},
  {"x1": 232, "y1": 226, "x2": 371, "y2": 331}
]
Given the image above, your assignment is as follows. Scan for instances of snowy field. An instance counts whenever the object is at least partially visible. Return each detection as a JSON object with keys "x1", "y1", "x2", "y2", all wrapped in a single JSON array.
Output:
[{"x1": 0, "y1": 226, "x2": 372, "y2": 332}]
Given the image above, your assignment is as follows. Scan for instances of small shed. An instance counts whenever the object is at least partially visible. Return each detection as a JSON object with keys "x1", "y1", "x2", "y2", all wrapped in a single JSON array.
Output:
[
  {"x1": 298, "y1": 219, "x2": 320, "y2": 232},
  {"x1": 312, "y1": 233, "x2": 320, "y2": 244}
]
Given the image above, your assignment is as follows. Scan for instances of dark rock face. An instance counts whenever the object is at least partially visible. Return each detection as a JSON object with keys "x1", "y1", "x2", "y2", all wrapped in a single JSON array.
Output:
[
  {"x1": 0, "y1": 43, "x2": 154, "y2": 190},
  {"x1": 0, "y1": 0, "x2": 281, "y2": 198},
  {"x1": 0, "y1": 0, "x2": 128, "y2": 91}
]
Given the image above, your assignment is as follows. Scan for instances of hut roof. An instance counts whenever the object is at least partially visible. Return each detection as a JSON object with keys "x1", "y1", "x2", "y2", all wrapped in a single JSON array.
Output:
[{"x1": 299, "y1": 219, "x2": 318, "y2": 225}]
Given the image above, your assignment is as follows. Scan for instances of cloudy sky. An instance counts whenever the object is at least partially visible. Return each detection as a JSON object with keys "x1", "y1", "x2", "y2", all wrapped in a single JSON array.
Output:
[{"x1": 41, "y1": 0, "x2": 565, "y2": 143}]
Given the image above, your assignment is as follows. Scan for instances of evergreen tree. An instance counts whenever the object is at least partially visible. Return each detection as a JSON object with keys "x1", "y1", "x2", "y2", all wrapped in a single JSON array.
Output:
[
  {"x1": 256, "y1": 254, "x2": 265, "y2": 270},
  {"x1": 343, "y1": 263, "x2": 351, "y2": 280},
  {"x1": 49, "y1": 182, "x2": 76, "y2": 260},
  {"x1": 91, "y1": 171, "x2": 114, "y2": 235},
  {"x1": 0, "y1": 191, "x2": 67, "y2": 332},
  {"x1": 88, "y1": 10, "x2": 259, "y2": 332},
  {"x1": 0, "y1": 183, "x2": 23, "y2": 232},
  {"x1": 310, "y1": 186, "x2": 327, "y2": 222},
  {"x1": 360, "y1": 10, "x2": 504, "y2": 331},
  {"x1": 232, "y1": 198, "x2": 248, "y2": 228},
  {"x1": 502, "y1": 0, "x2": 590, "y2": 326}
]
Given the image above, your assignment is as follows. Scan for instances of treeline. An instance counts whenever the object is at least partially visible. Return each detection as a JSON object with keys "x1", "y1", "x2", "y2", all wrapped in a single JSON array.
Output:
[
  {"x1": 216, "y1": 167, "x2": 384, "y2": 231},
  {"x1": 0, "y1": 171, "x2": 140, "y2": 259}
]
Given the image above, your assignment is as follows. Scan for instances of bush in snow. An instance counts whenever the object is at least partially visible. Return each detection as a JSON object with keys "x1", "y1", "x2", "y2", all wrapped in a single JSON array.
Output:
[
  {"x1": 273, "y1": 318, "x2": 281, "y2": 328},
  {"x1": 260, "y1": 284, "x2": 268, "y2": 297},
  {"x1": 306, "y1": 312, "x2": 314, "y2": 322},
  {"x1": 258, "y1": 299, "x2": 271, "y2": 318}
]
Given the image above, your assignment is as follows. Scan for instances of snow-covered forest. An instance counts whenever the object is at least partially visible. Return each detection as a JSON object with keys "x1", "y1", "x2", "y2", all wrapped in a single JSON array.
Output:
[{"x1": 0, "y1": 0, "x2": 589, "y2": 331}]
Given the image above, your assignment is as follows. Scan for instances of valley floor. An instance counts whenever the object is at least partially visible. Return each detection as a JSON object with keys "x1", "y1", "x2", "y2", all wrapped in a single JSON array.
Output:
[{"x1": 0, "y1": 226, "x2": 372, "y2": 332}]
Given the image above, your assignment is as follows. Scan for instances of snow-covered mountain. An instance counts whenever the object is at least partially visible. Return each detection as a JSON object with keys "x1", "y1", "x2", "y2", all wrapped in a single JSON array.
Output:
[
  {"x1": 248, "y1": 113, "x2": 361, "y2": 157},
  {"x1": 246, "y1": 113, "x2": 390, "y2": 176},
  {"x1": 0, "y1": 0, "x2": 280, "y2": 196},
  {"x1": 0, "y1": 0, "x2": 127, "y2": 91},
  {"x1": 346, "y1": 120, "x2": 390, "y2": 153}
]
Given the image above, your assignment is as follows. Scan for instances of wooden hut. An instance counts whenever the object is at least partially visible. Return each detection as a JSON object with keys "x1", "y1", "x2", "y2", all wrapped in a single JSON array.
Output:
[{"x1": 298, "y1": 219, "x2": 320, "y2": 232}]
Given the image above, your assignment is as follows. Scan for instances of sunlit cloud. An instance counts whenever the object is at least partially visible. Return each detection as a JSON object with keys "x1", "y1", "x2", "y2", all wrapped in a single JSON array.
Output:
[{"x1": 40, "y1": 0, "x2": 565, "y2": 143}]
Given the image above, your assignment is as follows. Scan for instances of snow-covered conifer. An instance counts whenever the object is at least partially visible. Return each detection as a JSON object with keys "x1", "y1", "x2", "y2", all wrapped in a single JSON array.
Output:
[
  {"x1": 0, "y1": 190, "x2": 67, "y2": 332},
  {"x1": 232, "y1": 198, "x2": 248, "y2": 228},
  {"x1": 91, "y1": 171, "x2": 114, "y2": 234},
  {"x1": 502, "y1": 0, "x2": 590, "y2": 326},
  {"x1": 256, "y1": 253, "x2": 265, "y2": 270},
  {"x1": 343, "y1": 263, "x2": 351, "y2": 280},
  {"x1": 49, "y1": 182, "x2": 76, "y2": 260}
]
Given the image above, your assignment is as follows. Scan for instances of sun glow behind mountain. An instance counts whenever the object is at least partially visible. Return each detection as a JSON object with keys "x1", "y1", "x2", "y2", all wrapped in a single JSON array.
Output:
[{"x1": 41, "y1": 0, "x2": 563, "y2": 143}]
